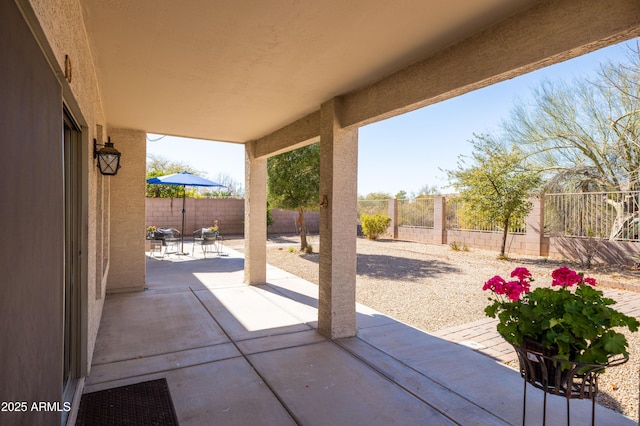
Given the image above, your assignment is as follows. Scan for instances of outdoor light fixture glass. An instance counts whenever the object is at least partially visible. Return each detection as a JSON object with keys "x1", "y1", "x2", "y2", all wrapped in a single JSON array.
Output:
[{"x1": 93, "y1": 137, "x2": 121, "y2": 176}]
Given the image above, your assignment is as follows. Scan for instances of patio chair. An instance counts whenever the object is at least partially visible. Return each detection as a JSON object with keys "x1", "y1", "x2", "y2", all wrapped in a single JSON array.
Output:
[
  {"x1": 153, "y1": 228, "x2": 181, "y2": 258},
  {"x1": 192, "y1": 228, "x2": 223, "y2": 258},
  {"x1": 147, "y1": 238, "x2": 163, "y2": 258}
]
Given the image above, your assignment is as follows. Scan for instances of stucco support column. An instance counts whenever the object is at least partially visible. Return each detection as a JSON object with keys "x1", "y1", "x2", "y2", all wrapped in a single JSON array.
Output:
[
  {"x1": 244, "y1": 141, "x2": 267, "y2": 284},
  {"x1": 318, "y1": 98, "x2": 358, "y2": 339},
  {"x1": 106, "y1": 128, "x2": 146, "y2": 292}
]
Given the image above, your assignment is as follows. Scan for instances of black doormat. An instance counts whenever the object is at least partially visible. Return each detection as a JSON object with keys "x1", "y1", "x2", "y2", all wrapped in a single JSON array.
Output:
[{"x1": 76, "y1": 378, "x2": 179, "y2": 425}]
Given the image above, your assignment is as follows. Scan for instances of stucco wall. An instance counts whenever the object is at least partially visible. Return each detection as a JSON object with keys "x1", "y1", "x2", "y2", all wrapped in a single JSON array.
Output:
[
  {"x1": 2, "y1": 1, "x2": 114, "y2": 424},
  {"x1": 28, "y1": 0, "x2": 109, "y2": 372},
  {"x1": 107, "y1": 129, "x2": 147, "y2": 292}
]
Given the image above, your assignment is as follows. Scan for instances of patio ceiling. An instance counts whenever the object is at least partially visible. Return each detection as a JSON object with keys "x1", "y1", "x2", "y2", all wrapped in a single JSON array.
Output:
[{"x1": 80, "y1": 0, "x2": 541, "y2": 144}]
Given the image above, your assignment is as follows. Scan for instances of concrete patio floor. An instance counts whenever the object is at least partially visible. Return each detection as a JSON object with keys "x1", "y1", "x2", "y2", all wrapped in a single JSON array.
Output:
[{"x1": 80, "y1": 246, "x2": 636, "y2": 425}]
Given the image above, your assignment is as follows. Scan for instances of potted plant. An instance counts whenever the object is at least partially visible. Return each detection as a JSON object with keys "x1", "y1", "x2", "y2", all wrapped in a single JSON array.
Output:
[
  {"x1": 208, "y1": 220, "x2": 219, "y2": 236},
  {"x1": 146, "y1": 225, "x2": 157, "y2": 239},
  {"x1": 483, "y1": 266, "x2": 638, "y2": 396},
  {"x1": 484, "y1": 266, "x2": 639, "y2": 425}
]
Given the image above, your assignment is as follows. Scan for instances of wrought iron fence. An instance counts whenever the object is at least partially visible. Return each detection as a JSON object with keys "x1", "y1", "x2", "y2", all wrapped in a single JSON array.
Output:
[
  {"x1": 544, "y1": 191, "x2": 640, "y2": 242},
  {"x1": 398, "y1": 197, "x2": 435, "y2": 228},
  {"x1": 357, "y1": 199, "x2": 390, "y2": 218},
  {"x1": 355, "y1": 192, "x2": 640, "y2": 241},
  {"x1": 445, "y1": 196, "x2": 527, "y2": 234}
]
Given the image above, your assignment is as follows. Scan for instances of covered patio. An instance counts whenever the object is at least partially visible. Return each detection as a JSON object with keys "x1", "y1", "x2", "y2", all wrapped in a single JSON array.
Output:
[
  {"x1": 5, "y1": 1, "x2": 640, "y2": 424},
  {"x1": 77, "y1": 248, "x2": 634, "y2": 425}
]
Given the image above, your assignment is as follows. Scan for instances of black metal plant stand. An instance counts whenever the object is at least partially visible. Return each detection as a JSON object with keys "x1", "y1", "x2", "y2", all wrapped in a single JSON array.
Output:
[{"x1": 511, "y1": 341, "x2": 628, "y2": 426}]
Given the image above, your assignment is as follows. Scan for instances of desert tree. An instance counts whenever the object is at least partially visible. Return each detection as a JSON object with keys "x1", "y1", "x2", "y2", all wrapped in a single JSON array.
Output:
[
  {"x1": 201, "y1": 173, "x2": 244, "y2": 198},
  {"x1": 395, "y1": 190, "x2": 408, "y2": 200},
  {"x1": 500, "y1": 45, "x2": 640, "y2": 240},
  {"x1": 359, "y1": 192, "x2": 393, "y2": 200},
  {"x1": 447, "y1": 136, "x2": 542, "y2": 258},
  {"x1": 504, "y1": 77, "x2": 640, "y2": 193},
  {"x1": 146, "y1": 154, "x2": 202, "y2": 198},
  {"x1": 267, "y1": 143, "x2": 320, "y2": 252},
  {"x1": 415, "y1": 184, "x2": 441, "y2": 198}
]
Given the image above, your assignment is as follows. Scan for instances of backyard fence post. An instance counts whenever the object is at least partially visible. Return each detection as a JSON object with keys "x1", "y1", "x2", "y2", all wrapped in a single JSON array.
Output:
[
  {"x1": 389, "y1": 198, "x2": 398, "y2": 239},
  {"x1": 434, "y1": 196, "x2": 447, "y2": 245},
  {"x1": 525, "y1": 197, "x2": 544, "y2": 256}
]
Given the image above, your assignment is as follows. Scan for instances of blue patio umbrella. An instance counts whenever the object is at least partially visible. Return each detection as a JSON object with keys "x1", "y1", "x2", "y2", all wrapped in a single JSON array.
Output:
[{"x1": 146, "y1": 171, "x2": 225, "y2": 254}]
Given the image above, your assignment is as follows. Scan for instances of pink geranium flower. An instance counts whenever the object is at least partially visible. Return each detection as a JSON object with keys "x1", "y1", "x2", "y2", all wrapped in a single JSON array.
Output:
[
  {"x1": 551, "y1": 266, "x2": 582, "y2": 287},
  {"x1": 511, "y1": 267, "x2": 532, "y2": 281},
  {"x1": 483, "y1": 268, "x2": 532, "y2": 302},
  {"x1": 584, "y1": 277, "x2": 597, "y2": 286},
  {"x1": 504, "y1": 281, "x2": 526, "y2": 301},
  {"x1": 483, "y1": 275, "x2": 507, "y2": 294}
]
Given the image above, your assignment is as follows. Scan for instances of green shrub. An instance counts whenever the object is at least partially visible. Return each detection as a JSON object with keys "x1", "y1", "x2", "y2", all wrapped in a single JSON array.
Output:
[
  {"x1": 449, "y1": 241, "x2": 470, "y2": 252},
  {"x1": 361, "y1": 214, "x2": 391, "y2": 240},
  {"x1": 266, "y1": 208, "x2": 274, "y2": 227}
]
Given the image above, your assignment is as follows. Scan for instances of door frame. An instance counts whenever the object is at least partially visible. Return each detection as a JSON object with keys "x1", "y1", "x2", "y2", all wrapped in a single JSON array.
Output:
[{"x1": 62, "y1": 107, "x2": 89, "y2": 421}]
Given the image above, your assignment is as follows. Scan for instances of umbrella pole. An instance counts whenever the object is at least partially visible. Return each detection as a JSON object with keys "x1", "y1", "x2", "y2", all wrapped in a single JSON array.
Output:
[{"x1": 180, "y1": 185, "x2": 186, "y2": 254}]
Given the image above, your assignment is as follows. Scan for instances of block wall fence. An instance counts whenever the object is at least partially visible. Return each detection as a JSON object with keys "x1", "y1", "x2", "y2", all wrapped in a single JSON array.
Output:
[
  {"x1": 146, "y1": 197, "x2": 639, "y2": 265},
  {"x1": 145, "y1": 198, "x2": 319, "y2": 237},
  {"x1": 384, "y1": 197, "x2": 640, "y2": 266}
]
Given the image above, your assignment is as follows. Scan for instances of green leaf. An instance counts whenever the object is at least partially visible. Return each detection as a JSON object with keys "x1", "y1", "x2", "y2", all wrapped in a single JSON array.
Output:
[
  {"x1": 602, "y1": 331, "x2": 628, "y2": 355},
  {"x1": 548, "y1": 318, "x2": 561, "y2": 329}
]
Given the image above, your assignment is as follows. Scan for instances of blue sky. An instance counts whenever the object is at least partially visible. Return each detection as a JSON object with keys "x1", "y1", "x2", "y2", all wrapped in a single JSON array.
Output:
[{"x1": 147, "y1": 39, "x2": 636, "y2": 197}]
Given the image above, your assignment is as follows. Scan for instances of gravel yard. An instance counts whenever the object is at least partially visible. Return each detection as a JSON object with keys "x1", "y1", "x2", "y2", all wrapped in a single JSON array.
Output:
[{"x1": 227, "y1": 234, "x2": 640, "y2": 422}]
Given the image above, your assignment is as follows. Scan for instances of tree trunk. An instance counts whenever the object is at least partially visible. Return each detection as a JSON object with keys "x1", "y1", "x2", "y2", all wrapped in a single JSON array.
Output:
[
  {"x1": 298, "y1": 207, "x2": 308, "y2": 251},
  {"x1": 500, "y1": 218, "x2": 509, "y2": 258}
]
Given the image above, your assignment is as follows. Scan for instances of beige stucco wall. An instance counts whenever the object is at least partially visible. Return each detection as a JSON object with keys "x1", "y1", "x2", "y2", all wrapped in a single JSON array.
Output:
[
  {"x1": 106, "y1": 128, "x2": 147, "y2": 293},
  {"x1": 25, "y1": 0, "x2": 110, "y2": 371},
  {"x1": 2, "y1": 1, "x2": 117, "y2": 424}
]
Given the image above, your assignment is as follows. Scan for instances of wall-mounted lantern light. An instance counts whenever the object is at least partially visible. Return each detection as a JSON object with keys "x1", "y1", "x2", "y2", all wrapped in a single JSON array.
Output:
[{"x1": 93, "y1": 137, "x2": 121, "y2": 176}]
